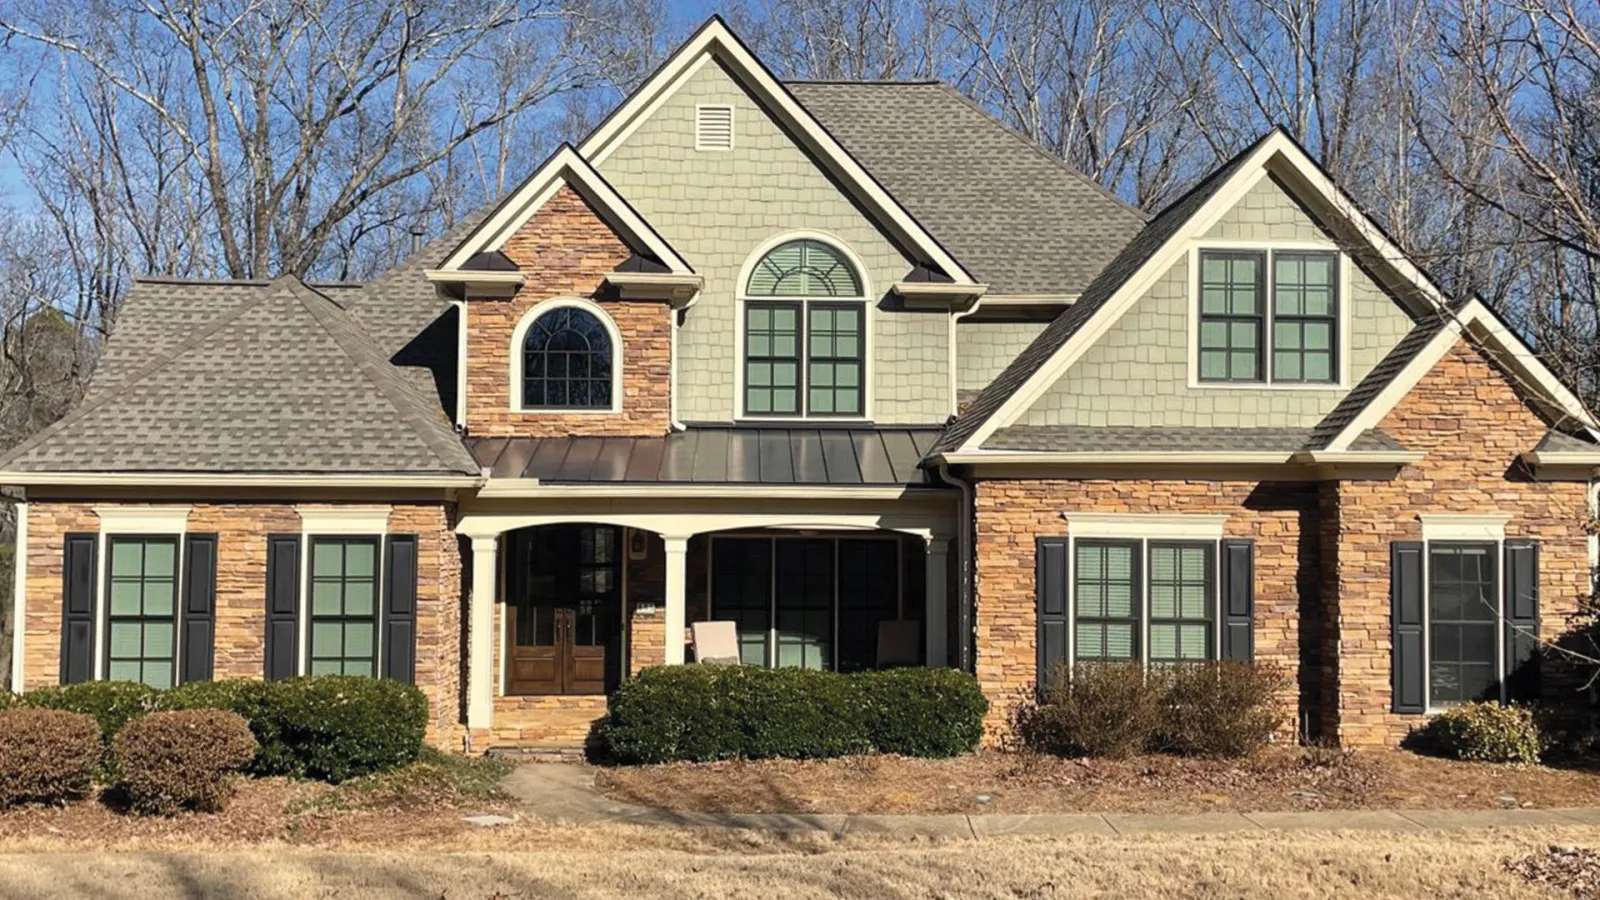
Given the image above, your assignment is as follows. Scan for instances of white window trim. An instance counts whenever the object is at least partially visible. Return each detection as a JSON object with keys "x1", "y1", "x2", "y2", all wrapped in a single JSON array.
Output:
[
  {"x1": 507, "y1": 296, "x2": 624, "y2": 415},
  {"x1": 10, "y1": 501, "x2": 25, "y2": 691},
  {"x1": 297, "y1": 506, "x2": 390, "y2": 677},
  {"x1": 733, "y1": 231, "x2": 874, "y2": 422},
  {"x1": 91, "y1": 506, "x2": 191, "y2": 683},
  {"x1": 1185, "y1": 241, "x2": 1352, "y2": 391},
  {"x1": 1419, "y1": 537, "x2": 1507, "y2": 714},
  {"x1": 1063, "y1": 513, "x2": 1230, "y2": 667},
  {"x1": 694, "y1": 103, "x2": 735, "y2": 151}
]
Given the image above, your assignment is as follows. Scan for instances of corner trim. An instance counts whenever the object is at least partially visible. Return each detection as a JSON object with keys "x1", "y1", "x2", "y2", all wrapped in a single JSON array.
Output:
[{"x1": 10, "y1": 501, "x2": 26, "y2": 691}]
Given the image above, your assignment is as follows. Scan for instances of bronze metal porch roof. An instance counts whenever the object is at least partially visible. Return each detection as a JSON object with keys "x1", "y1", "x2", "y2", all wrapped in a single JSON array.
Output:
[{"x1": 467, "y1": 426, "x2": 946, "y2": 487}]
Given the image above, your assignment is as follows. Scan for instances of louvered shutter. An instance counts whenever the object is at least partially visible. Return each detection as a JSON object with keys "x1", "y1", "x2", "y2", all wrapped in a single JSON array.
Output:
[
  {"x1": 1503, "y1": 540, "x2": 1541, "y2": 703},
  {"x1": 59, "y1": 533, "x2": 97, "y2": 685},
  {"x1": 381, "y1": 535, "x2": 418, "y2": 683},
  {"x1": 1036, "y1": 537, "x2": 1069, "y2": 689},
  {"x1": 1390, "y1": 542, "x2": 1426, "y2": 714},
  {"x1": 264, "y1": 535, "x2": 300, "y2": 681},
  {"x1": 179, "y1": 533, "x2": 218, "y2": 683},
  {"x1": 1220, "y1": 539, "x2": 1255, "y2": 662}
]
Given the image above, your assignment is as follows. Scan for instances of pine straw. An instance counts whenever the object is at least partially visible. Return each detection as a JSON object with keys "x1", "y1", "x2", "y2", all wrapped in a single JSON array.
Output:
[
  {"x1": 0, "y1": 828, "x2": 1592, "y2": 899},
  {"x1": 596, "y1": 746, "x2": 1600, "y2": 815}
]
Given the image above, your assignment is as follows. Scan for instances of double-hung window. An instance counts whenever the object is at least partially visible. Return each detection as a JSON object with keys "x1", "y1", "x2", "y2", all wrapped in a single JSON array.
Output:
[
  {"x1": 105, "y1": 536, "x2": 179, "y2": 688},
  {"x1": 1072, "y1": 540, "x2": 1141, "y2": 661},
  {"x1": 1198, "y1": 248, "x2": 1339, "y2": 384},
  {"x1": 741, "y1": 239, "x2": 865, "y2": 418},
  {"x1": 309, "y1": 537, "x2": 380, "y2": 677}
]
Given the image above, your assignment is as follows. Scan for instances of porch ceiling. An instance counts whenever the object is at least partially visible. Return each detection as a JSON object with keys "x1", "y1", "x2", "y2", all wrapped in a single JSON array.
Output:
[{"x1": 468, "y1": 426, "x2": 944, "y2": 487}]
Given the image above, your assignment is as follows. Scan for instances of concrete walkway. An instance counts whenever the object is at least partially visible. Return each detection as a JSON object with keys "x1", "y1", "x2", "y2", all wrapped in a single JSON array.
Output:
[{"x1": 500, "y1": 761, "x2": 1600, "y2": 837}]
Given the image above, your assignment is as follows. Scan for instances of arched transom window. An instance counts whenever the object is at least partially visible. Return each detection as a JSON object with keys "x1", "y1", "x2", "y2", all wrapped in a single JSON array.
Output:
[
  {"x1": 521, "y1": 305, "x2": 614, "y2": 409},
  {"x1": 742, "y1": 239, "x2": 866, "y2": 418}
]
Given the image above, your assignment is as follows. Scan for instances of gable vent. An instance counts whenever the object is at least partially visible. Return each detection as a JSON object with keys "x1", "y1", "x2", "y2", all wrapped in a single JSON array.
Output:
[{"x1": 695, "y1": 105, "x2": 734, "y2": 150}]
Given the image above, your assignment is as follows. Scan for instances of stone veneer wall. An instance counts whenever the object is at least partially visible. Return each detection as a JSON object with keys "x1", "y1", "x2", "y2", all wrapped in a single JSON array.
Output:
[
  {"x1": 1326, "y1": 339, "x2": 1590, "y2": 746},
  {"x1": 22, "y1": 501, "x2": 465, "y2": 747},
  {"x1": 973, "y1": 479, "x2": 1319, "y2": 740},
  {"x1": 464, "y1": 184, "x2": 672, "y2": 438}
]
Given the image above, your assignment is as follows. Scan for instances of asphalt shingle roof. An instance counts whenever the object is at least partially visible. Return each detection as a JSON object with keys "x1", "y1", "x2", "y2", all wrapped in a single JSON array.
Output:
[
  {"x1": 786, "y1": 81, "x2": 1146, "y2": 296},
  {"x1": 0, "y1": 277, "x2": 476, "y2": 475},
  {"x1": 1535, "y1": 429, "x2": 1599, "y2": 453}
]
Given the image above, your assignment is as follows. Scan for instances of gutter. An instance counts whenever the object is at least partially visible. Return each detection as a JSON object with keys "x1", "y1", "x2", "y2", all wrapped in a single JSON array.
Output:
[{"x1": 935, "y1": 450, "x2": 1300, "y2": 465}]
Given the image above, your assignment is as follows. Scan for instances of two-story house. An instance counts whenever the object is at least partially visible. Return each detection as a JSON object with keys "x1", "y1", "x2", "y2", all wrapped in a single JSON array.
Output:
[{"x1": 5, "y1": 17, "x2": 1598, "y2": 750}]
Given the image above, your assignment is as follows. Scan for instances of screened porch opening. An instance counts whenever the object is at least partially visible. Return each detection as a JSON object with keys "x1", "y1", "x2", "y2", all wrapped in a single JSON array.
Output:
[{"x1": 705, "y1": 532, "x2": 926, "y2": 671}]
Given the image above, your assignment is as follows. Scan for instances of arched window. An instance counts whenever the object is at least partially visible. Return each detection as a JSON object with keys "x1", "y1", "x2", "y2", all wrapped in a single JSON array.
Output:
[
  {"x1": 521, "y1": 305, "x2": 614, "y2": 409},
  {"x1": 741, "y1": 238, "x2": 866, "y2": 418}
]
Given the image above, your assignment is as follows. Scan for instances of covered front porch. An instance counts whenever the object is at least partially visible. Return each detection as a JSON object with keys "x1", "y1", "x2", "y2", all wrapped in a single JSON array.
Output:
[{"x1": 456, "y1": 491, "x2": 958, "y2": 747}]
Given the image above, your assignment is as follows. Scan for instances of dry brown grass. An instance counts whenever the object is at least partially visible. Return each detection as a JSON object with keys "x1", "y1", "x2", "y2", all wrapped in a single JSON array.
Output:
[
  {"x1": 596, "y1": 747, "x2": 1600, "y2": 815},
  {"x1": 0, "y1": 828, "x2": 1588, "y2": 898}
]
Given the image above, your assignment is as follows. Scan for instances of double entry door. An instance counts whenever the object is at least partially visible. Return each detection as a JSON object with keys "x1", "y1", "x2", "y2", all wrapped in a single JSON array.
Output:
[{"x1": 505, "y1": 525, "x2": 621, "y2": 695}]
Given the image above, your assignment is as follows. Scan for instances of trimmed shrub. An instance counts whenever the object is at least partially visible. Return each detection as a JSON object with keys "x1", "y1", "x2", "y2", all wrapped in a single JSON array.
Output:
[
  {"x1": 1012, "y1": 662, "x2": 1164, "y2": 759},
  {"x1": 854, "y1": 668, "x2": 987, "y2": 757},
  {"x1": 1157, "y1": 660, "x2": 1289, "y2": 758},
  {"x1": 113, "y1": 709, "x2": 257, "y2": 814},
  {"x1": 161, "y1": 677, "x2": 426, "y2": 782},
  {"x1": 1419, "y1": 702, "x2": 1542, "y2": 764},
  {"x1": 0, "y1": 708, "x2": 100, "y2": 806},
  {"x1": 732, "y1": 666, "x2": 871, "y2": 760},
  {"x1": 598, "y1": 665, "x2": 740, "y2": 764},
  {"x1": 602, "y1": 665, "x2": 985, "y2": 764},
  {"x1": 23, "y1": 681, "x2": 159, "y2": 743}
]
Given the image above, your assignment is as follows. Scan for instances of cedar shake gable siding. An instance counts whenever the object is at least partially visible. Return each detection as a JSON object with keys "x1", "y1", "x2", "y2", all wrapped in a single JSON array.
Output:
[{"x1": 464, "y1": 185, "x2": 672, "y2": 438}]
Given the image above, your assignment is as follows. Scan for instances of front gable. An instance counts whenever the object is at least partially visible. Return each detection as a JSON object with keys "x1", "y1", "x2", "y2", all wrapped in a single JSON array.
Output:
[
  {"x1": 593, "y1": 52, "x2": 955, "y2": 424},
  {"x1": 1015, "y1": 174, "x2": 1417, "y2": 430}
]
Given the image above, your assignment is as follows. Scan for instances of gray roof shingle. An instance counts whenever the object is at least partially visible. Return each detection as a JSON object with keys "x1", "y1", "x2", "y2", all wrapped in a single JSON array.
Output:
[
  {"x1": 0, "y1": 277, "x2": 476, "y2": 475},
  {"x1": 786, "y1": 81, "x2": 1146, "y2": 295}
]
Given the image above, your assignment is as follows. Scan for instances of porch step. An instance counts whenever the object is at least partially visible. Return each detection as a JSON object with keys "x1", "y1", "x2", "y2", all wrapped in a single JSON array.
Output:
[{"x1": 486, "y1": 744, "x2": 587, "y2": 761}]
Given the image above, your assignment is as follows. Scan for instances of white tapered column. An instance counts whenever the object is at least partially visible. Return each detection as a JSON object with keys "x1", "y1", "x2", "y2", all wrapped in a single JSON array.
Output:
[
  {"x1": 467, "y1": 534, "x2": 500, "y2": 730},
  {"x1": 663, "y1": 536, "x2": 689, "y2": 664},
  {"x1": 925, "y1": 537, "x2": 950, "y2": 667}
]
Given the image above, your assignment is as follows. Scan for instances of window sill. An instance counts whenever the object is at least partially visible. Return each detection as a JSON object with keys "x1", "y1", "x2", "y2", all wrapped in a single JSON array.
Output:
[
  {"x1": 1186, "y1": 380, "x2": 1347, "y2": 392},
  {"x1": 511, "y1": 407, "x2": 622, "y2": 415}
]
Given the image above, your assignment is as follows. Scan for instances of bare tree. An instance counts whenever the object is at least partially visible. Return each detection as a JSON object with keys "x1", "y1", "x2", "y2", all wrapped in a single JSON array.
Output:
[{"x1": 0, "y1": 0, "x2": 598, "y2": 281}]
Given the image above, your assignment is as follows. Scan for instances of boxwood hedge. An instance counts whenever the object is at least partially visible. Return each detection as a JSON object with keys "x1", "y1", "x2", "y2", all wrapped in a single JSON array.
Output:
[{"x1": 600, "y1": 664, "x2": 987, "y2": 764}]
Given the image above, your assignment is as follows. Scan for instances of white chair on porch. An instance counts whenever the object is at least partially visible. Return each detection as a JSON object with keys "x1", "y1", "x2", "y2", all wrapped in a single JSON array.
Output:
[{"x1": 691, "y1": 620, "x2": 742, "y2": 665}]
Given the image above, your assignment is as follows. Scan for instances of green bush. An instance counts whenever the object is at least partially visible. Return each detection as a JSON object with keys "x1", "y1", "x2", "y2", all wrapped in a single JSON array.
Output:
[
  {"x1": 1157, "y1": 660, "x2": 1289, "y2": 758},
  {"x1": 1419, "y1": 702, "x2": 1542, "y2": 764},
  {"x1": 599, "y1": 665, "x2": 741, "y2": 764},
  {"x1": 602, "y1": 664, "x2": 986, "y2": 764},
  {"x1": 113, "y1": 709, "x2": 257, "y2": 814},
  {"x1": 733, "y1": 667, "x2": 871, "y2": 760},
  {"x1": 854, "y1": 668, "x2": 987, "y2": 757},
  {"x1": 23, "y1": 681, "x2": 159, "y2": 743},
  {"x1": 0, "y1": 708, "x2": 100, "y2": 807},
  {"x1": 1012, "y1": 662, "x2": 1165, "y2": 759},
  {"x1": 159, "y1": 677, "x2": 427, "y2": 782}
]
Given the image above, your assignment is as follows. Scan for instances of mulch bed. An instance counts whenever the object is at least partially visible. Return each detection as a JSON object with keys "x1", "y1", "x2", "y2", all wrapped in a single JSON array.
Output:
[{"x1": 595, "y1": 747, "x2": 1600, "y2": 815}]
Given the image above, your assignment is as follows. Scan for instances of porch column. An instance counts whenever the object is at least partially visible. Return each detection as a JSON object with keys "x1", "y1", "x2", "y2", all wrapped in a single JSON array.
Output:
[
  {"x1": 663, "y1": 535, "x2": 689, "y2": 665},
  {"x1": 467, "y1": 533, "x2": 499, "y2": 730},
  {"x1": 925, "y1": 537, "x2": 950, "y2": 667}
]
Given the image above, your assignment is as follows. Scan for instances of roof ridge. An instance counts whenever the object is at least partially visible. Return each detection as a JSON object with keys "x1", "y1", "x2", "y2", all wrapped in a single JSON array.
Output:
[
  {"x1": 0, "y1": 280, "x2": 276, "y2": 468},
  {"x1": 782, "y1": 78, "x2": 945, "y2": 85},
  {"x1": 283, "y1": 280, "x2": 477, "y2": 474}
]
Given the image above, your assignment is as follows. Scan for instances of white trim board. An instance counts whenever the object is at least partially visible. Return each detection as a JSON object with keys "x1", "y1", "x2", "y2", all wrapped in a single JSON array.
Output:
[
  {"x1": 10, "y1": 501, "x2": 26, "y2": 691},
  {"x1": 1418, "y1": 514, "x2": 1510, "y2": 542},
  {"x1": 438, "y1": 145, "x2": 692, "y2": 275},
  {"x1": 955, "y1": 130, "x2": 1481, "y2": 454},
  {"x1": 91, "y1": 507, "x2": 191, "y2": 682},
  {"x1": 576, "y1": 16, "x2": 976, "y2": 287},
  {"x1": 1063, "y1": 512, "x2": 1229, "y2": 540}
]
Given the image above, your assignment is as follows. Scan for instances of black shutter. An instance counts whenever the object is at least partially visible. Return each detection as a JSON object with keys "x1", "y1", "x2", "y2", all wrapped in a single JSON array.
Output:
[
  {"x1": 179, "y1": 534, "x2": 218, "y2": 684},
  {"x1": 1036, "y1": 537, "x2": 1069, "y2": 689},
  {"x1": 59, "y1": 533, "x2": 97, "y2": 685},
  {"x1": 264, "y1": 534, "x2": 300, "y2": 681},
  {"x1": 381, "y1": 535, "x2": 418, "y2": 683},
  {"x1": 1391, "y1": 541, "x2": 1426, "y2": 714},
  {"x1": 1503, "y1": 540, "x2": 1541, "y2": 703},
  {"x1": 1220, "y1": 539, "x2": 1255, "y2": 662}
]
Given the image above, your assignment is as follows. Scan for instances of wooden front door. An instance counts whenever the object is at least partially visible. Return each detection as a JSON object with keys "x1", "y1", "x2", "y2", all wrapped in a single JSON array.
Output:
[{"x1": 506, "y1": 525, "x2": 620, "y2": 695}]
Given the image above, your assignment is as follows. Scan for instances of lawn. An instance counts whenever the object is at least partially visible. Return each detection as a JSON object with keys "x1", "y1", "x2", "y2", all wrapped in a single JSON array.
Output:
[
  {"x1": 0, "y1": 829, "x2": 1590, "y2": 898},
  {"x1": 595, "y1": 746, "x2": 1600, "y2": 815}
]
